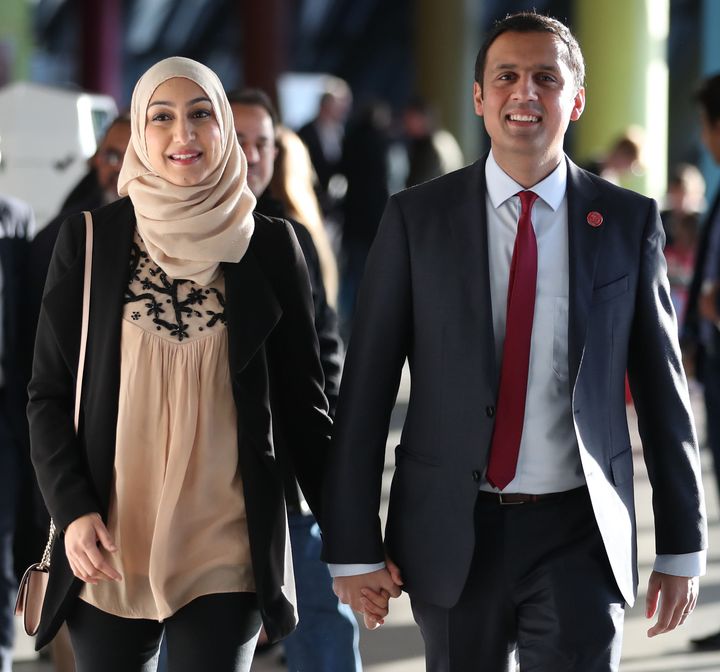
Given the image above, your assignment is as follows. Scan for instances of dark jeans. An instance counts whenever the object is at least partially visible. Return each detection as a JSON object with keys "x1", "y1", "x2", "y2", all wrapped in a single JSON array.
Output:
[
  {"x1": 283, "y1": 513, "x2": 361, "y2": 671},
  {"x1": 67, "y1": 592, "x2": 262, "y2": 672},
  {"x1": 410, "y1": 487, "x2": 625, "y2": 672},
  {"x1": 0, "y1": 398, "x2": 18, "y2": 672}
]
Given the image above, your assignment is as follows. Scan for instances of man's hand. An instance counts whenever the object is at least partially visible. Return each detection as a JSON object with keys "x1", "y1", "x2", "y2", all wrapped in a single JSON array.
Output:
[
  {"x1": 333, "y1": 568, "x2": 402, "y2": 629},
  {"x1": 645, "y1": 571, "x2": 699, "y2": 637},
  {"x1": 65, "y1": 512, "x2": 122, "y2": 585}
]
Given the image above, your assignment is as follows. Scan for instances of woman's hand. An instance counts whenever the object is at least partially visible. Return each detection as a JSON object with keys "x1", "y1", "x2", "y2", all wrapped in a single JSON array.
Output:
[{"x1": 65, "y1": 513, "x2": 122, "y2": 584}]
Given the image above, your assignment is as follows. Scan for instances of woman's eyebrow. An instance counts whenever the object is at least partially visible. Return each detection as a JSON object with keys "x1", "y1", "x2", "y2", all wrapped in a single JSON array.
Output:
[{"x1": 148, "y1": 96, "x2": 211, "y2": 108}]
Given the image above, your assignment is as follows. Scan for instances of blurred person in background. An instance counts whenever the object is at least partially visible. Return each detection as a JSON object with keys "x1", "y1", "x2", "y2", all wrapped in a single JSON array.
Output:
[
  {"x1": 402, "y1": 96, "x2": 465, "y2": 188},
  {"x1": 683, "y1": 72, "x2": 720, "y2": 652},
  {"x1": 339, "y1": 100, "x2": 395, "y2": 339},
  {"x1": 229, "y1": 88, "x2": 359, "y2": 672},
  {"x1": 27, "y1": 57, "x2": 334, "y2": 672},
  {"x1": 661, "y1": 163, "x2": 704, "y2": 323},
  {"x1": 585, "y1": 126, "x2": 645, "y2": 188},
  {"x1": 298, "y1": 79, "x2": 352, "y2": 218},
  {"x1": 0, "y1": 191, "x2": 34, "y2": 672}
]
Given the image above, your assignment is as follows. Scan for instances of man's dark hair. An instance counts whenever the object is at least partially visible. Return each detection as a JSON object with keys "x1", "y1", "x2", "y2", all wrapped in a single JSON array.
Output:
[
  {"x1": 474, "y1": 11, "x2": 585, "y2": 92},
  {"x1": 696, "y1": 74, "x2": 720, "y2": 125},
  {"x1": 227, "y1": 88, "x2": 279, "y2": 129}
]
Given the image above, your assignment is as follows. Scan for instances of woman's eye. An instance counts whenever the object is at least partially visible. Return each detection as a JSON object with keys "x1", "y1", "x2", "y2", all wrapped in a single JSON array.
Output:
[
  {"x1": 191, "y1": 108, "x2": 212, "y2": 119},
  {"x1": 151, "y1": 112, "x2": 171, "y2": 122}
]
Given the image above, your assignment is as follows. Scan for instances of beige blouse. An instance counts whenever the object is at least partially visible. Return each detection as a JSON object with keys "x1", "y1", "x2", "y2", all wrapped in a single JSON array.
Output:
[{"x1": 81, "y1": 230, "x2": 254, "y2": 620}]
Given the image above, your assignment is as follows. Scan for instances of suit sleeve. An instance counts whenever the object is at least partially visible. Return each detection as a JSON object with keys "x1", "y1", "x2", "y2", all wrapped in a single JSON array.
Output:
[
  {"x1": 266, "y1": 221, "x2": 333, "y2": 523},
  {"x1": 27, "y1": 216, "x2": 102, "y2": 532},
  {"x1": 628, "y1": 201, "x2": 707, "y2": 556},
  {"x1": 321, "y1": 196, "x2": 412, "y2": 564}
]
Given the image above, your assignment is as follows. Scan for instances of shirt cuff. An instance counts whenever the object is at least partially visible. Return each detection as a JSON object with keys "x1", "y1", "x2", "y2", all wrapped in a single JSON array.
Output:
[
  {"x1": 328, "y1": 562, "x2": 386, "y2": 577},
  {"x1": 654, "y1": 551, "x2": 706, "y2": 577}
]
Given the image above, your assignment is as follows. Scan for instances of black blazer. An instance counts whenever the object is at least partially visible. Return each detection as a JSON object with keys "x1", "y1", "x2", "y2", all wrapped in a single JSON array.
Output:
[
  {"x1": 683, "y1": 187, "x2": 720, "y2": 374},
  {"x1": 322, "y1": 156, "x2": 706, "y2": 610},
  {"x1": 27, "y1": 197, "x2": 332, "y2": 648}
]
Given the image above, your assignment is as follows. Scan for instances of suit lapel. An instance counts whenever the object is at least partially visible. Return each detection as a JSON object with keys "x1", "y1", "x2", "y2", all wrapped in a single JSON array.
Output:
[
  {"x1": 222, "y1": 247, "x2": 281, "y2": 376},
  {"x1": 448, "y1": 158, "x2": 497, "y2": 387},
  {"x1": 566, "y1": 159, "x2": 603, "y2": 389}
]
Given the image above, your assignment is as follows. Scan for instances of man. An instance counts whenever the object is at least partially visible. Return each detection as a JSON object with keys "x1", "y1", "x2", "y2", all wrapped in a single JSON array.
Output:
[
  {"x1": 322, "y1": 11, "x2": 707, "y2": 672},
  {"x1": 228, "y1": 89, "x2": 359, "y2": 672},
  {"x1": 0, "y1": 192, "x2": 33, "y2": 672},
  {"x1": 298, "y1": 80, "x2": 352, "y2": 210},
  {"x1": 30, "y1": 113, "x2": 131, "y2": 301},
  {"x1": 684, "y1": 73, "x2": 720, "y2": 652}
]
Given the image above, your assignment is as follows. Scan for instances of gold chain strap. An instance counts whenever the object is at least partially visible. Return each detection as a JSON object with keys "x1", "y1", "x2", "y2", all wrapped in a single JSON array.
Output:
[{"x1": 39, "y1": 520, "x2": 56, "y2": 569}]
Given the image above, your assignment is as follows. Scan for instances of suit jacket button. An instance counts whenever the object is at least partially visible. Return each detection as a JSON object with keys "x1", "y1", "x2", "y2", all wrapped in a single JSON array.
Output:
[
  {"x1": 472, "y1": 470, "x2": 481, "y2": 482},
  {"x1": 486, "y1": 405, "x2": 495, "y2": 417}
]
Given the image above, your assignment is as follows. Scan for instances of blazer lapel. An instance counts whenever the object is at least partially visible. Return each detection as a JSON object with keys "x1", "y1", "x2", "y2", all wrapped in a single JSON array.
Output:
[
  {"x1": 566, "y1": 159, "x2": 603, "y2": 389},
  {"x1": 223, "y1": 248, "x2": 281, "y2": 376},
  {"x1": 448, "y1": 158, "x2": 497, "y2": 387}
]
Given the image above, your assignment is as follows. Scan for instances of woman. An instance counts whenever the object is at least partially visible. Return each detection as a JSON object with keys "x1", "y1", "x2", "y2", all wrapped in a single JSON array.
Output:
[
  {"x1": 270, "y1": 125, "x2": 339, "y2": 308},
  {"x1": 27, "y1": 56, "x2": 332, "y2": 672}
]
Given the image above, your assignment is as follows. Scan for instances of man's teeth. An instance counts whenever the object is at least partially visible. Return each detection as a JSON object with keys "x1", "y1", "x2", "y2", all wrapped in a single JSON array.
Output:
[{"x1": 509, "y1": 114, "x2": 539, "y2": 122}]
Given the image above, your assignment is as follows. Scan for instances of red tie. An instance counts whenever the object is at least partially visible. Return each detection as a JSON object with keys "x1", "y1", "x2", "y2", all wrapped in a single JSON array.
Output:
[{"x1": 486, "y1": 190, "x2": 539, "y2": 490}]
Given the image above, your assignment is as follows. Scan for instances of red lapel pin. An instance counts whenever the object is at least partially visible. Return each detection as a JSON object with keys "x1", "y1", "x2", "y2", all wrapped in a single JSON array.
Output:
[{"x1": 587, "y1": 211, "x2": 603, "y2": 227}]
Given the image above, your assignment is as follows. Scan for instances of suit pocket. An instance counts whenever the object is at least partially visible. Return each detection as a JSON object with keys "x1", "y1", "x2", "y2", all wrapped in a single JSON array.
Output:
[
  {"x1": 395, "y1": 444, "x2": 440, "y2": 467},
  {"x1": 610, "y1": 447, "x2": 634, "y2": 485},
  {"x1": 592, "y1": 275, "x2": 629, "y2": 304}
]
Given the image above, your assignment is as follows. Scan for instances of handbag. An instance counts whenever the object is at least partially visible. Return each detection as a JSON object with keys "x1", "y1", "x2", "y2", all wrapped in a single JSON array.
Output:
[{"x1": 14, "y1": 210, "x2": 94, "y2": 637}]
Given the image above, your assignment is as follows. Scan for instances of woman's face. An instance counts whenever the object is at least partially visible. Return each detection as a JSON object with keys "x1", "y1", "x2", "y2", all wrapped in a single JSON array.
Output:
[{"x1": 145, "y1": 77, "x2": 222, "y2": 186}]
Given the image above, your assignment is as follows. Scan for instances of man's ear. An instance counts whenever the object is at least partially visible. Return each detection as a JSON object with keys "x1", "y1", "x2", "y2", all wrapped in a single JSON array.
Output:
[
  {"x1": 570, "y1": 87, "x2": 586, "y2": 122},
  {"x1": 473, "y1": 82, "x2": 484, "y2": 117}
]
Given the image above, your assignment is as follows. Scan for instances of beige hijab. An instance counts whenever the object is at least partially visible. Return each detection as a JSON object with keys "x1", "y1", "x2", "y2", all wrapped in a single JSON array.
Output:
[{"x1": 118, "y1": 56, "x2": 255, "y2": 286}]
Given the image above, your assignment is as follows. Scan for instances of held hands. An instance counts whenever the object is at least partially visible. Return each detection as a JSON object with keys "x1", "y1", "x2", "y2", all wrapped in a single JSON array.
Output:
[
  {"x1": 333, "y1": 557, "x2": 404, "y2": 630},
  {"x1": 645, "y1": 571, "x2": 699, "y2": 637},
  {"x1": 65, "y1": 512, "x2": 122, "y2": 585}
]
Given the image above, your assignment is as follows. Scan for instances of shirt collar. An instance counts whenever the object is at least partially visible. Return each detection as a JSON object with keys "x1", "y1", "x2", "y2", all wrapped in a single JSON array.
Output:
[{"x1": 485, "y1": 149, "x2": 567, "y2": 212}]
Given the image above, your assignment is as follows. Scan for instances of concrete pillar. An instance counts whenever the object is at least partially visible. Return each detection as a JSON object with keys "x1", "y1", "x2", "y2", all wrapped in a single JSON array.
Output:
[
  {"x1": 414, "y1": 0, "x2": 483, "y2": 160},
  {"x1": 80, "y1": 0, "x2": 123, "y2": 102},
  {"x1": 239, "y1": 0, "x2": 290, "y2": 107},
  {"x1": 574, "y1": 0, "x2": 669, "y2": 199},
  {"x1": 0, "y1": 0, "x2": 33, "y2": 85}
]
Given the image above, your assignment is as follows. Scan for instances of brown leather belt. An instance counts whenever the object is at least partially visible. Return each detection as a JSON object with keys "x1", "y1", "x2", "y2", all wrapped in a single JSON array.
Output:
[{"x1": 476, "y1": 486, "x2": 586, "y2": 506}]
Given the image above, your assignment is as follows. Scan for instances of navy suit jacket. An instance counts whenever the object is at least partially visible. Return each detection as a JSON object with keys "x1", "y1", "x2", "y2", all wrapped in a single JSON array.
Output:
[{"x1": 322, "y1": 156, "x2": 707, "y2": 609}]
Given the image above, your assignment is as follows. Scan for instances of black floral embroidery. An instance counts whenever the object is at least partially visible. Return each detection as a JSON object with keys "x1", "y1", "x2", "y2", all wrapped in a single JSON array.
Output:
[{"x1": 123, "y1": 233, "x2": 226, "y2": 342}]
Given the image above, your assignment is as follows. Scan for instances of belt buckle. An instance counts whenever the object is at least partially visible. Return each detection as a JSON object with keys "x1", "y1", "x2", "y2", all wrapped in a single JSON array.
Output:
[{"x1": 497, "y1": 493, "x2": 524, "y2": 505}]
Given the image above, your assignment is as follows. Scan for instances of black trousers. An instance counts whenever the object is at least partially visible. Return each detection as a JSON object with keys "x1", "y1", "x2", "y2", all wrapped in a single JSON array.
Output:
[
  {"x1": 67, "y1": 592, "x2": 262, "y2": 672},
  {"x1": 410, "y1": 487, "x2": 625, "y2": 672}
]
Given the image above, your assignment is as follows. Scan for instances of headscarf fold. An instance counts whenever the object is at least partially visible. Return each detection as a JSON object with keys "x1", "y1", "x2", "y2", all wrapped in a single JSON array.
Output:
[{"x1": 118, "y1": 56, "x2": 255, "y2": 286}]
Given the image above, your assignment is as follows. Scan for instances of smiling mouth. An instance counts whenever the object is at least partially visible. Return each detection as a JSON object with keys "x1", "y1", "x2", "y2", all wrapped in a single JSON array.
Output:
[
  {"x1": 507, "y1": 114, "x2": 541, "y2": 123},
  {"x1": 168, "y1": 152, "x2": 202, "y2": 163}
]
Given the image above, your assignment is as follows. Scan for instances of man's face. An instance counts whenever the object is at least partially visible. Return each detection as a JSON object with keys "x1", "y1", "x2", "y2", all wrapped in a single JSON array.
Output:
[
  {"x1": 92, "y1": 121, "x2": 131, "y2": 198},
  {"x1": 473, "y1": 31, "x2": 584, "y2": 171},
  {"x1": 701, "y1": 110, "x2": 720, "y2": 165},
  {"x1": 231, "y1": 103, "x2": 277, "y2": 197}
]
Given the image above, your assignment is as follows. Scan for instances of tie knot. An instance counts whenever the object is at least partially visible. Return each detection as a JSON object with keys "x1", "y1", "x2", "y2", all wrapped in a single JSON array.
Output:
[{"x1": 518, "y1": 190, "x2": 538, "y2": 215}]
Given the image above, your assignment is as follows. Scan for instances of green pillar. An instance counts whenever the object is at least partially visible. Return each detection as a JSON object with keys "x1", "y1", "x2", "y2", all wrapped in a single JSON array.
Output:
[
  {"x1": 0, "y1": 0, "x2": 33, "y2": 83},
  {"x1": 414, "y1": 0, "x2": 483, "y2": 160},
  {"x1": 574, "y1": 0, "x2": 669, "y2": 199}
]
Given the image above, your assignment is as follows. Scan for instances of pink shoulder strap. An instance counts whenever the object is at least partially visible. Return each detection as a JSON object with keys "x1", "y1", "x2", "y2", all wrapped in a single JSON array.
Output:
[{"x1": 75, "y1": 211, "x2": 93, "y2": 433}]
